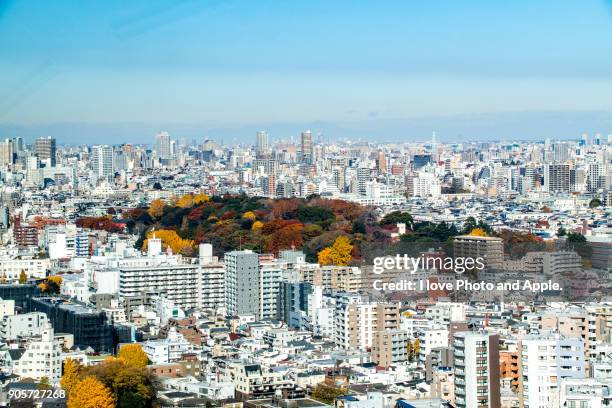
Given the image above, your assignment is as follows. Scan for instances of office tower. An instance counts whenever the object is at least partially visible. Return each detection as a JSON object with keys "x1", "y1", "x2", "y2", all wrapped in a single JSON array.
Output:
[
  {"x1": 11, "y1": 137, "x2": 23, "y2": 155},
  {"x1": 376, "y1": 150, "x2": 387, "y2": 173},
  {"x1": 544, "y1": 164, "x2": 570, "y2": 193},
  {"x1": 332, "y1": 166, "x2": 346, "y2": 191},
  {"x1": 0, "y1": 139, "x2": 14, "y2": 166},
  {"x1": 519, "y1": 335, "x2": 585, "y2": 408},
  {"x1": 453, "y1": 235, "x2": 503, "y2": 270},
  {"x1": 155, "y1": 131, "x2": 172, "y2": 160},
  {"x1": 581, "y1": 133, "x2": 589, "y2": 146},
  {"x1": 224, "y1": 250, "x2": 260, "y2": 316},
  {"x1": 357, "y1": 167, "x2": 370, "y2": 195},
  {"x1": 301, "y1": 130, "x2": 313, "y2": 164},
  {"x1": 412, "y1": 154, "x2": 433, "y2": 170},
  {"x1": 587, "y1": 163, "x2": 605, "y2": 192},
  {"x1": 552, "y1": 142, "x2": 569, "y2": 163},
  {"x1": 35, "y1": 136, "x2": 56, "y2": 166},
  {"x1": 256, "y1": 131, "x2": 269, "y2": 155},
  {"x1": 91, "y1": 145, "x2": 114, "y2": 181},
  {"x1": 453, "y1": 331, "x2": 501, "y2": 408}
]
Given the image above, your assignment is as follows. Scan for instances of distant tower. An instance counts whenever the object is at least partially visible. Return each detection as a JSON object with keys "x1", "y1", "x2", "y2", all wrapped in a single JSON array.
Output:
[
  {"x1": 35, "y1": 136, "x2": 56, "y2": 166},
  {"x1": 376, "y1": 150, "x2": 387, "y2": 173},
  {"x1": 91, "y1": 145, "x2": 114, "y2": 181},
  {"x1": 430, "y1": 131, "x2": 438, "y2": 156},
  {"x1": 301, "y1": 130, "x2": 313, "y2": 164},
  {"x1": 155, "y1": 131, "x2": 172, "y2": 160},
  {"x1": 256, "y1": 131, "x2": 269, "y2": 155}
]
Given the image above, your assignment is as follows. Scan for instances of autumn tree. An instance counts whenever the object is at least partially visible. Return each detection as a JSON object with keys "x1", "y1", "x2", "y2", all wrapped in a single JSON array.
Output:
[
  {"x1": 413, "y1": 338, "x2": 420, "y2": 358},
  {"x1": 317, "y1": 236, "x2": 353, "y2": 266},
  {"x1": 407, "y1": 339, "x2": 414, "y2": 361},
  {"x1": 193, "y1": 193, "x2": 210, "y2": 204},
  {"x1": 242, "y1": 211, "x2": 257, "y2": 221},
  {"x1": 251, "y1": 220, "x2": 264, "y2": 231},
  {"x1": 67, "y1": 376, "x2": 115, "y2": 408},
  {"x1": 148, "y1": 199, "x2": 165, "y2": 219},
  {"x1": 61, "y1": 358, "x2": 81, "y2": 396},
  {"x1": 176, "y1": 194, "x2": 195, "y2": 208},
  {"x1": 468, "y1": 228, "x2": 488, "y2": 237},
  {"x1": 39, "y1": 276, "x2": 62, "y2": 294},
  {"x1": 142, "y1": 229, "x2": 195, "y2": 255},
  {"x1": 84, "y1": 357, "x2": 155, "y2": 407},
  {"x1": 18, "y1": 270, "x2": 27, "y2": 284},
  {"x1": 118, "y1": 344, "x2": 149, "y2": 368}
]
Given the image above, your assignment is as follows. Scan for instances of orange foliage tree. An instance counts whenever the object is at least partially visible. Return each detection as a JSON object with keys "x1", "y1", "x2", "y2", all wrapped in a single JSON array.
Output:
[
  {"x1": 142, "y1": 229, "x2": 195, "y2": 255},
  {"x1": 318, "y1": 236, "x2": 353, "y2": 266}
]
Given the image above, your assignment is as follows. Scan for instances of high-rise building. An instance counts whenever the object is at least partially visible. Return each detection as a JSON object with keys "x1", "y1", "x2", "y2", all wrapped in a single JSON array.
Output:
[
  {"x1": 256, "y1": 131, "x2": 269, "y2": 155},
  {"x1": 301, "y1": 130, "x2": 313, "y2": 164},
  {"x1": 376, "y1": 150, "x2": 387, "y2": 173},
  {"x1": 552, "y1": 142, "x2": 570, "y2": 163},
  {"x1": 587, "y1": 163, "x2": 605, "y2": 192},
  {"x1": 334, "y1": 294, "x2": 399, "y2": 351},
  {"x1": 91, "y1": 145, "x2": 114, "y2": 181},
  {"x1": 155, "y1": 131, "x2": 172, "y2": 160},
  {"x1": 453, "y1": 331, "x2": 501, "y2": 408},
  {"x1": 544, "y1": 164, "x2": 570, "y2": 193},
  {"x1": 519, "y1": 334, "x2": 585, "y2": 408},
  {"x1": 199, "y1": 244, "x2": 225, "y2": 312},
  {"x1": 224, "y1": 250, "x2": 260, "y2": 316},
  {"x1": 35, "y1": 136, "x2": 56, "y2": 166},
  {"x1": 0, "y1": 139, "x2": 14, "y2": 166}
]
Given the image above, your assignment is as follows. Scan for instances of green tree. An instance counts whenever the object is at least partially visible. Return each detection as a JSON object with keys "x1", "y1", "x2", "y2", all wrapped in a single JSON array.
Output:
[
  {"x1": 380, "y1": 211, "x2": 413, "y2": 227},
  {"x1": 37, "y1": 376, "x2": 52, "y2": 390},
  {"x1": 589, "y1": 198, "x2": 602, "y2": 208},
  {"x1": 311, "y1": 383, "x2": 348, "y2": 404}
]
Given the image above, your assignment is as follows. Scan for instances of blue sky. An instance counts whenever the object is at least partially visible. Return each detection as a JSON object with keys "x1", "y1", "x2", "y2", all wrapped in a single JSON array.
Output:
[{"x1": 2, "y1": 0, "x2": 612, "y2": 144}]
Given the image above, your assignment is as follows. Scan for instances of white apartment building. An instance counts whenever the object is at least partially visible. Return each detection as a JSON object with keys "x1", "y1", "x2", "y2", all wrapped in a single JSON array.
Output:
[
  {"x1": 453, "y1": 331, "x2": 501, "y2": 408},
  {"x1": 10, "y1": 324, "x2": 62, "y2": 383},
  {"x1": 199, "y1": 244, "x2": 225, "y2": 312},
  {"x1": 418, "y1": 327, "x2": 449, "y2": 363},
  {"x1": 1, "y1": 312, "x2": 48, "y2": 340},
  {"x1": 142, "y1": 327, "x2": 195, "y2": 364},
  {"x1": 0, "y1": 257, "x2": 49, "y2": 280},
  {"x1": 259, "y1": 259, "x2": 283, "y2": 320},
  {"x1": 520, "y1": 334, "x2": 585, "y2": 408},
  {"x1": 559, "y1": 378, "x2": 611, "y2": 408}
]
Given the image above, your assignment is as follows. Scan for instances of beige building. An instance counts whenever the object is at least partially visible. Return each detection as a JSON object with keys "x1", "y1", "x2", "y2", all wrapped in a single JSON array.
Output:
[
  {"x1": 334, "y1": 294, "x2": 399, "y2": 351},
  {"x1": 372, "y1": 329, "x2": 410, "y2": 367},
  {"x1": 453, "y1": 235, "x2": 504, "y2": 270}
]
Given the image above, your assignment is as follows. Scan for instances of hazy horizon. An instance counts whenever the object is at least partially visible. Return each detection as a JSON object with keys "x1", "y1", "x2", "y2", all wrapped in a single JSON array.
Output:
[{"x1": 2, "y1": 0, "x2": 612, "y2": 144}]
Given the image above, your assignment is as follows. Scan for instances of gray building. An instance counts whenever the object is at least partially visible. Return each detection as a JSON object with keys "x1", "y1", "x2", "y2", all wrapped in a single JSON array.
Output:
[{"x1": 224, "y1": 250, "x2": 260, "y2": 316}]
